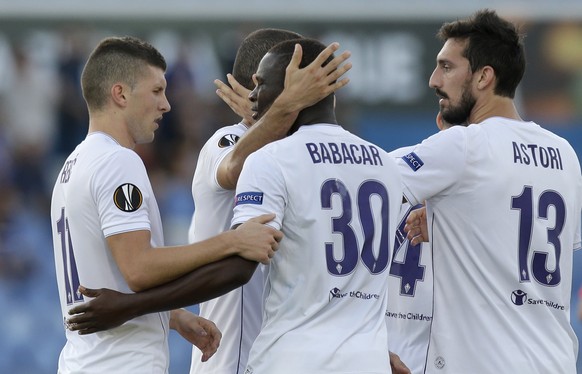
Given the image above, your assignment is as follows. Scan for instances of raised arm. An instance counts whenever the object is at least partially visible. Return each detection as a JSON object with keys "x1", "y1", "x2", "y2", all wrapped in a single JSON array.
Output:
[{"x1": 216, "y1": 42, "x2": 352, "y2": 189}]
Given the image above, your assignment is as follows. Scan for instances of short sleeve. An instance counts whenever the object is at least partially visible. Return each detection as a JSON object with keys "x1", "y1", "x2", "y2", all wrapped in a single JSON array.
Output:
[
  {"x1": 207, "y1": 126, "x2": 246, "y2": 190},
  {"x1": 231, "y1": 149, "x2": 285, "y2": 230},
  {"x1": 395, "y1": 126, "x2": 467, "y2": 205},
  {"x1": 91, "y1": 149, "x2": 153, "y2": 237}
]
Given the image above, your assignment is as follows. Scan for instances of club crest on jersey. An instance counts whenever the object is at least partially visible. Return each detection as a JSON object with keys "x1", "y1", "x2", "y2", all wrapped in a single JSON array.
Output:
[
  {"x1": 218, "y1": 134, "x2": 240, "y2": 148},
  {"x1": 235, "y1": 191, "x2": 263, "y2": 206},
  {"x1": 402, "y1": 152, "x2": 424, "y2": 171},
  {"x1": 113, "y1": 183, "x2": 143, "y2": 212}
]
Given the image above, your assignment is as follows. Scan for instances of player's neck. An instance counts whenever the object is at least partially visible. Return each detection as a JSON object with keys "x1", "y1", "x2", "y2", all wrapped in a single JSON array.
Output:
[
  {"x1": 469, "y1": 96, "x2": 522, "y2": 124},
  {"x1": 294, "y1": 107, "x2": 337, "y2": 127},
  {"x1": 88, "y1": 112, "x2": 136, "y2": 149}
]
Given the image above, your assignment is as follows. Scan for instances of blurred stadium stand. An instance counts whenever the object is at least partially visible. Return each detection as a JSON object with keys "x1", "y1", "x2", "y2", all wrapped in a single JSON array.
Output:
[{"x1": 0, "y1": 1, "x2": 581, "y2": 373}]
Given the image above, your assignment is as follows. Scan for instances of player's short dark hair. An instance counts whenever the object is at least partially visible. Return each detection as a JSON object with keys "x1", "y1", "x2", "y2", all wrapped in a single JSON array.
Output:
[
  {"x1": 81, "y1": 36, "x2": 167, "y2": 111},
  {"x1": 232, "y1": 28, "x2": 302, "y2": 90},
  {"x1": 268, "y1": 37, "x2": 333, "y2": 71},
  {"x1": 437, "y1": 9, "x2": 525, "y2": 98}
]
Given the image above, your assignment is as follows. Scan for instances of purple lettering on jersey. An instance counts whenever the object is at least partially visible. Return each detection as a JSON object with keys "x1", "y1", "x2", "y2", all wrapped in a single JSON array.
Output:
[
  {"x1": 235, "y1": 192, "x2": 264, "y2": 205},
  {"x1": 402, "y1": 152, "x2": 424, "y2": 171}
]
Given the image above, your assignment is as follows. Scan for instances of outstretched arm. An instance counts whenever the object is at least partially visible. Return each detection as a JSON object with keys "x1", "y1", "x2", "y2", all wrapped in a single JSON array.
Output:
[
  {"x1": 66, "y1": 255, "x2": 257, "y2": 335},
  {"x1": 216, "y1": 42, "x2": 352, "y2": 189}
]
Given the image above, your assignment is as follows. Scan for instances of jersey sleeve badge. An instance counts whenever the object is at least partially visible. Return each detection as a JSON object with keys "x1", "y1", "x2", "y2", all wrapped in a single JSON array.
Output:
[
  {"x1": 113, "y1": 183, "x2": 143, "y2": 212},
  {"x1": 218, "y1": 134, "x2": 240, "y2": 148},
  {"x1": 235, "y1": 191, "x2": 264, "y2": 206},
  {"x1": 401, "y1": 152, "x2": 424, "y2": 171}
]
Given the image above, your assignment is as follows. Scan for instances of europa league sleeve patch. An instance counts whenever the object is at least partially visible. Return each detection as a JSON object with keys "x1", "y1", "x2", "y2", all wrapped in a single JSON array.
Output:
[
  {"x1": 218, "y1": 134, "x2": 240, "y2": 148},
  {"x1": 113, "y1": 183, "x2": 143, "y2": 212}
]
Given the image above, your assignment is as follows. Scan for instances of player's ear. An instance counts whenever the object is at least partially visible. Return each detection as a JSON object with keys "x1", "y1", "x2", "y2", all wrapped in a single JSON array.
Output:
[
  {"x1": 111, "y1": 83, "x2": 128, "y2": 107},
  {"x1": 476, "y1": 65, "x2": 495, "y2": 91}
]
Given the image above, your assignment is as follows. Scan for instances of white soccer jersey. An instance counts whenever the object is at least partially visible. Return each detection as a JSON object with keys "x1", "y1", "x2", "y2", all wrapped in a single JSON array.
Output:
[
  {"x1": 395, "y1": 118, "x2": 582, "y2": 373},
  {"x1": 232, "y1": 123, "x2": 403, "y2": 374},
  {"x1": 386, "y1": 147, "x2": 433, "y2": 374},
  {"x1": 188, "y1": 123, "x2": 265, "y2": 374},
  {"x1": 51, "y1": 132, "x2": 170, "y2": 373}
]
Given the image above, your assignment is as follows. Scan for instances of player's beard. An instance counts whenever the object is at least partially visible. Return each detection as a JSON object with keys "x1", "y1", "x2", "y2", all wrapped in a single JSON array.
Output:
[{"x1": 441, "y1": 81, "x2": 475, "y2": 126}]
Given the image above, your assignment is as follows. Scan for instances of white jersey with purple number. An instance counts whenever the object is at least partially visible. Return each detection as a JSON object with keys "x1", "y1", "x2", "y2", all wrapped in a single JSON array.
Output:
[
  {"x1": 232, "y1": 123, "x2": 403, "y2": 374},
  {"x1": 188, "y1": 122, "x2": 266, "y2": 374},
  {"x1": 395, "y1": 118, "x2": 582, "y2": 374},
  {"x1": 386, "y1": 146, "x2": 433, "y2": 374},
  {"x1": 51, "y1": 132, "x2": 170, "y2": 373}
]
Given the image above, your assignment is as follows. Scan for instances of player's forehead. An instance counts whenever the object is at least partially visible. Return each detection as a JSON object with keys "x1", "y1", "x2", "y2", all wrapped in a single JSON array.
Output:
[
  {"x1": 255, "y1": 52, "x2": 283, "y2": 82},
  {"x1": 436, "y1": 38, "x2": 467, "y2": 65}
]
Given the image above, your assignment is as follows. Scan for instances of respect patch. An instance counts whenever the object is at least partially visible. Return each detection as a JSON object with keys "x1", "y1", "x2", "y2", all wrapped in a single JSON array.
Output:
[
  {"x1": 401, "y1": 152, "x2": 424, "y2": 171},
  {"x1": 235, "y1": 191, "x2": 264, "y2": 205}
]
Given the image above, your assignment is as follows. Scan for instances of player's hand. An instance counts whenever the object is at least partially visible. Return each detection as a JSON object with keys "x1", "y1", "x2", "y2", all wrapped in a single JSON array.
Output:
[
  {"x1": 234, "y1": 213, "x2": 283, "y2": 264},
  {"x1": 170, "y1": 309, "x2": 221, "y2": 362},
  {"x1": 275, "y1": 42, "x2": 352, "y2": 113},
  {"x1": 390, "y1": 351, "x2": 412, "y2": 374},
  {"x1": 215, "y1": 75, "x2": 254, "y2": 125},
  {"x1": 66, "y1": 286, "x2": 135, "y2": 334},
  {"x1": 404, "y1": 205, "x2": 429, "y2": 245}
]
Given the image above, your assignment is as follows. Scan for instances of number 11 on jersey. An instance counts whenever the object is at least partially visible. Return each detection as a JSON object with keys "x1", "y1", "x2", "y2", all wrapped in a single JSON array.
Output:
[{"x1": 56, "y1": 207, "x2": 83, "y2": 305}]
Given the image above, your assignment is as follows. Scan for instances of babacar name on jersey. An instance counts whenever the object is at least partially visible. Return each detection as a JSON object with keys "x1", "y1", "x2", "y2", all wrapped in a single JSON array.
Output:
[{"x1": 305, "y1": 142, "x2": 384, "y2": 166}]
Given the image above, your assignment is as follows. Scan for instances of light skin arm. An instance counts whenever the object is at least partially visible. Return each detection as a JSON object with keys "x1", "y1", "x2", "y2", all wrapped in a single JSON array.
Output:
[
  {"x1": 66, "y1": 255, "x2": 258, "y2": 334},
  {"x1": 216, "y1": 42, "x2": 352, "y2": 189},
  {"x1": 170, "y1": 308, "x2": 222, "y2": 362},
  {"x1": 109, "y1": 214, "x2": 282, "y2": 292}
]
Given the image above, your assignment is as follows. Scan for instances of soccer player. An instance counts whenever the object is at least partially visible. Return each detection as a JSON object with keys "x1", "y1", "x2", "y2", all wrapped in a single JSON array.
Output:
[
  {"x1": 397, "y1": 10, "x2": 582, "y2": 373},
  {"x1": 188, "y1": 28, "x2": 308, "y2": 374},
  {"x1": 386, "y1": 112, "x2": 455, "y2": 374},
  {"x1": 61, "y1": 37, "x2": 351, "y2": 335},
  {"x1": 232, "y1": 37, "x2": 403, "y2": 373},
  {"x1": 50, "y1": 36, "x2": 283, "y2": 373}
]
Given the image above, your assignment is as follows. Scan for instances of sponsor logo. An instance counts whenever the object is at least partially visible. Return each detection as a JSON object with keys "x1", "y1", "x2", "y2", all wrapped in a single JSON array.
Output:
[
  {"x1": 218, "y1": 134, "x2": 240, "y2": 148},
  {"x1": 113, "y1": 183, "x2": 143, "y2": 212},
  {"x1": 510, "y1": 289, "x2": 565, "y2": 310},
  {"x1": 511, "y1": 289, "x2": 527, "y2": 305},
  {"x1": 328, "y1": 287, "x2": 380, "y2": 302},
  {"x1": 385, "y1": 310, "x2": 432, "y2": 322},
  {"x1": 434, "y1": 356, "x2": 445, "y2": 370},
  {"x1": 402, "y1": 152, "x2": 424, "y2": 171},
  {"x1": 235, "y1": 192, "x2": 264, "y2": 205}
]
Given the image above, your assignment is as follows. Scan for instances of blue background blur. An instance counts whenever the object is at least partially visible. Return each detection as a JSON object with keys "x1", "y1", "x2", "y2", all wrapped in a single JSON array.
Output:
[{"x1": 0, "y1": 1, "x2": 581, "y2": 373}]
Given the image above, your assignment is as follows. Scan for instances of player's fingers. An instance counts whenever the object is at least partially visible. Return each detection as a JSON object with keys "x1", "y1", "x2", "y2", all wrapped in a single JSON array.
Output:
[
  {"x1": 248, "y1": 213, "x2": 276, "y2": 224},
  {"x1": 215, "y1": 88, "x2": 237, "y2": 108},
  {"x1": 213, "y1": 78, "x2": 229, "y2": 91},
  {"x1": 226, "y1": 74, "x2": 251, "y2": 97},
  {"x1": 312, "y1": 42, "x2": 340, "y2": 69},
  {"x1": 273, "y1": 229, "x2": 284, "y2": 243},
  {"x1": 405, "y1": 226, "x2": 421, "y2": 241},
  {"x1": 326, "y1": 60, "x2": 352, "y2": 82},
  {"x1": 409, "y1": 234, "x2": 425, "y2": 246},
  {"x1": 286, "y1": 43, "x2": 303, "y2": 72},
  {"x1": 322, "y1": 50, "x2": 351, "y2": 76},
  {"x1": 77, "y1": 327, "x2": 99, "y2": 335}
]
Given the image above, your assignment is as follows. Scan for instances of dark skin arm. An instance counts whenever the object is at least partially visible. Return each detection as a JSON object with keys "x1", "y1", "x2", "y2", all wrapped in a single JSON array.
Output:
[{"x1": 66, "y1": 256, "x2": 257, "y2": 334}]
